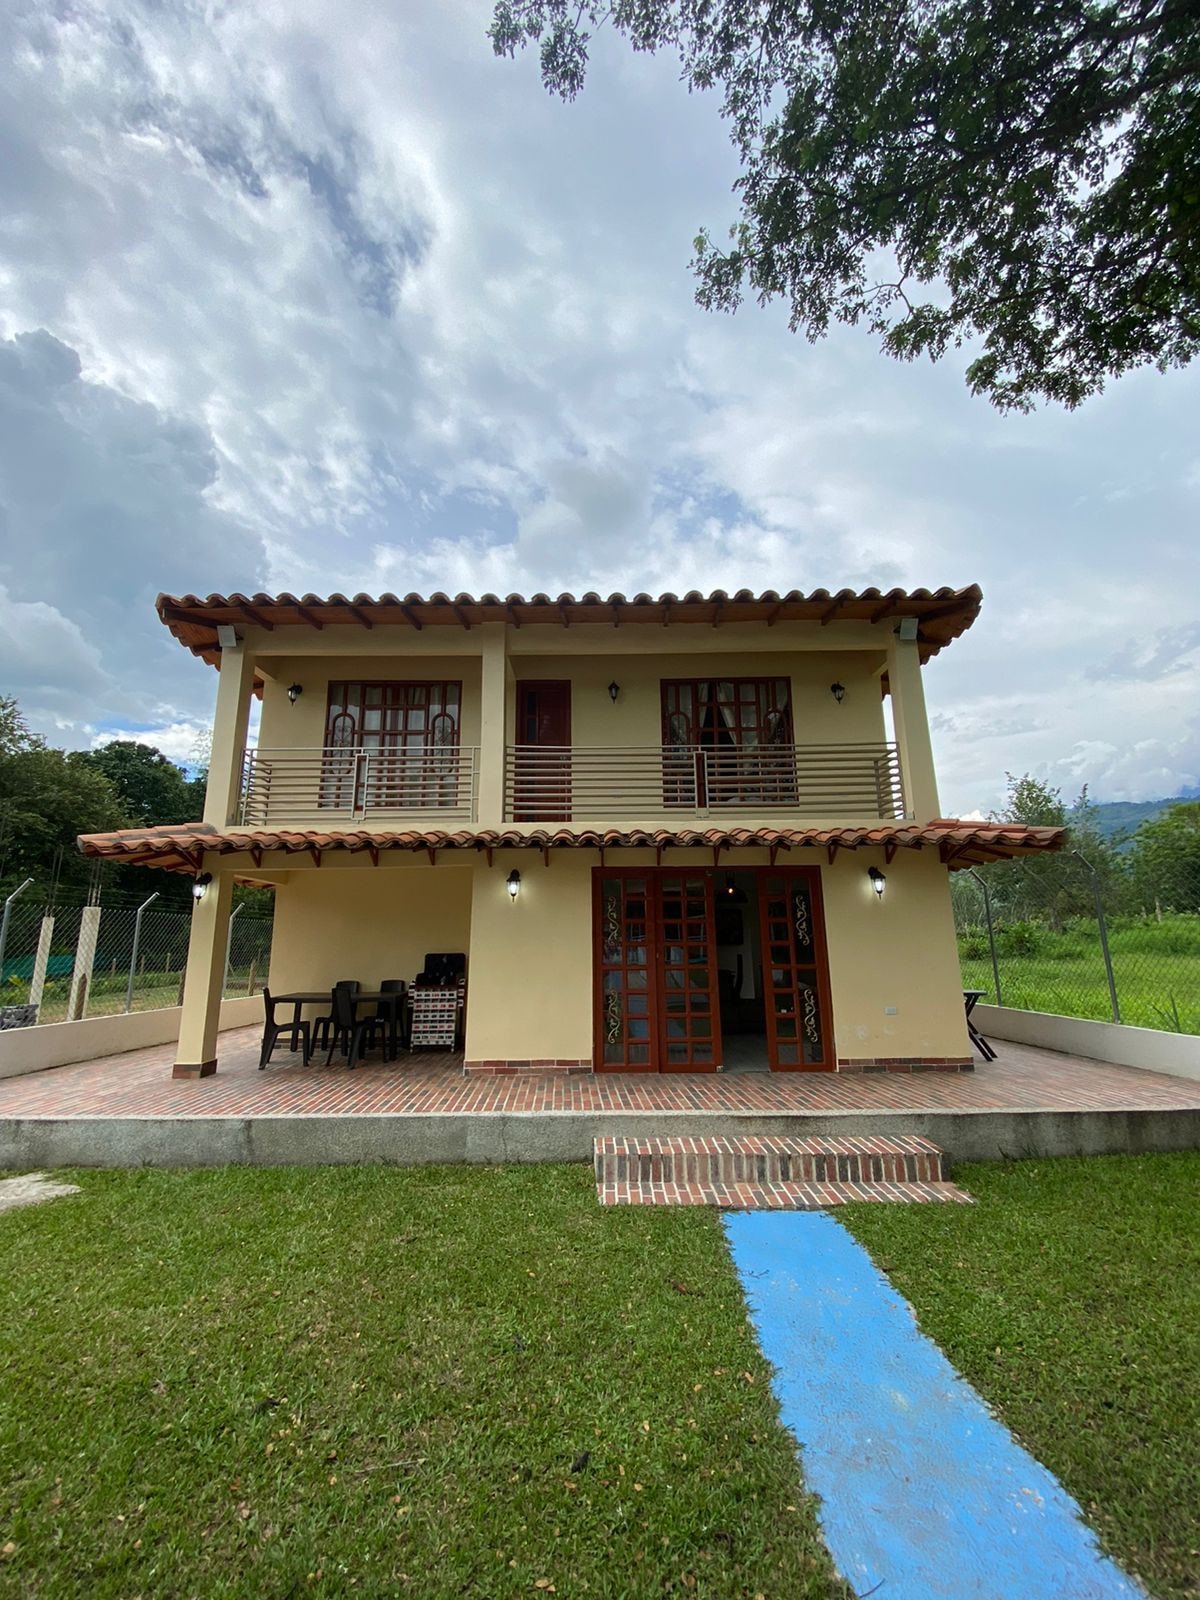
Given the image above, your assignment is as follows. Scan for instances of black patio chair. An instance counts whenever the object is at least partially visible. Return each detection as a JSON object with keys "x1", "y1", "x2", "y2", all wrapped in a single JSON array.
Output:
[
  {"x1": 311, "y1": 980, "x2": 359, "y2": 1054},
  {"x1": 372, "y1": 978, "x2": 408, "y2": 1053},
  {"x1": 259, "y1": 987, "x2": 312, "y2": 1070},
  {"x1": 323, "y1": 982, "x2": 381, "y2": 1069}
]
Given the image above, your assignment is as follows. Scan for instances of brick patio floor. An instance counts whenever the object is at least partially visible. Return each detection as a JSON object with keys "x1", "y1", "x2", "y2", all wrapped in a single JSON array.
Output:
[{"x1": 2, "y1": 1026, "x2": 1199, "y2": 1118}]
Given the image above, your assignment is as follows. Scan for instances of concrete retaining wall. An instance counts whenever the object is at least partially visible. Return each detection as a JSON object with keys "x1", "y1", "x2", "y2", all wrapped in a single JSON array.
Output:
[
  {"x1": 976, "y1": 1004, "x2": 1200, "y2": 1083},
  {"x1": 0, "y1": 996, "x2": 261, "y2": 1081},
  {"x1": 3, "y1": 1104, "x2": 1199, "y2": 1171}
]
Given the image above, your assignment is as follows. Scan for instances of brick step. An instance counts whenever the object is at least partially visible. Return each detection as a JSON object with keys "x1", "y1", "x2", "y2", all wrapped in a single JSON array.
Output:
[
  {"x1": 594, "y1": 1133, "x2": 950, "y2": 1190},
  {"x1": 597, "y1": 1176, "x2": 972, "y2": 1208}
]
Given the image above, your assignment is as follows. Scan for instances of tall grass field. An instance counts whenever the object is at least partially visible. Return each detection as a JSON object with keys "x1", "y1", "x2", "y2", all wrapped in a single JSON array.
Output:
[{"x1": 957, "y1": 912, "x2": 1200, "y2": 1035}]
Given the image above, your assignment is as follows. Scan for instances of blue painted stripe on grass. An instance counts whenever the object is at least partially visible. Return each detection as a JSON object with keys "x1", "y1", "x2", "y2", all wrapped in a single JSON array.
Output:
[{"x1": 724, "y1": 1210, "x2": 1144, "y2": 1600}]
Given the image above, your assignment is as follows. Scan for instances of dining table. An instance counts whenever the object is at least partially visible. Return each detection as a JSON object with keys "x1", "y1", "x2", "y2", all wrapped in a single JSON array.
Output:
[{"x1": 271, "y1": 988, "x2": 407, "y2": 1063}]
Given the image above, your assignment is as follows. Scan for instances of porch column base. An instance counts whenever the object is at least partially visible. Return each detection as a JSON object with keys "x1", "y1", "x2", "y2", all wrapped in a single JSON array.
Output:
[
  {"x1": 464, "y1": 1059, "x2": 594, "y2": 1076},
  {"x1": 837, "y1": 1056, "x2": 974, "y2": 1074},
  {"x1": 172, "y1": 1059, "x2": 218, "y2": 1080}
]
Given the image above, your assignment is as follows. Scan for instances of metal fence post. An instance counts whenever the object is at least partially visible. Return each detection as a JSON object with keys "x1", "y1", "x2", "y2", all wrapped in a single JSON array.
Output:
[
  {"x1": 223, "y1": 902, "x2": 245, "y2": 997},
  {"x1": 966, "y1": 868, "x2": 1003, "y2": 1008},
  {"x1": 1073, "y1": 850, "x2": 1121, "y2": 1024},
  {"x1": 0, "y1": 877, "x2": 34, "y2": 984},
  {"x1": 125, "y1": 892, "x2": 160, "y2": 1013}
]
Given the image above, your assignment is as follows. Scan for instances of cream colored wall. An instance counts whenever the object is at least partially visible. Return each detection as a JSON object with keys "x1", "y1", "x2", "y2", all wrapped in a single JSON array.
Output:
[
  {"x1": 461, "y1": 842, "x2": 968, "y2": 1065},
  {"x1": 258, "y1": 656, "x2": 483, "y2": 750},
  {"x1": 821, "y1": 850, "x2": 971, "y2": 1060},
  {"x1": 463, "y1": 852, "x2": 595, "y2": 1061},
  {"x1": 267, "y1": 863, "x2": 474, "y2": 993},
  {"x1": 237, "y1": 836, "x2": 967, "y2": 1064},
  {"x1": 0, "y1": 996, "x2": 260, "y2": 1080},
  {"x1": 509, "y1": 650, "x2": 886, "y2": 748}
]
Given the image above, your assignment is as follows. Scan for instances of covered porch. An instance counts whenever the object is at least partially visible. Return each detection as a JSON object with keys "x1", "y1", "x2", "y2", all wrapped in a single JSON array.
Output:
[
  {"x1": 3, "y1": 1025, "x2": 1199, "y2": 1172},
  {"x1": 75, "y1": 818, "x2": 1069, "y2": 1082}
]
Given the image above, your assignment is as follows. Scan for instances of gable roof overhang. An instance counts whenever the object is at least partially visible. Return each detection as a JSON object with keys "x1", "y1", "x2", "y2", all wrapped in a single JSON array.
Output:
[
  {"x1": 156, "y1": 586, "x2": 982, "y2": 668},
  {"x1": 78, "y1": 819, "x2": 1065, "y2": 876}
]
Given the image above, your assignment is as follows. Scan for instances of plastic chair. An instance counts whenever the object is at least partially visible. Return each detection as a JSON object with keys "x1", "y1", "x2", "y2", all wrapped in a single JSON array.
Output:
[
  {"x1": 259, "y1": 987, "x2": 312, "y2": 1070},
  {"x1": 323, "y1": 983, "x2": 380, "y2": 1069}
]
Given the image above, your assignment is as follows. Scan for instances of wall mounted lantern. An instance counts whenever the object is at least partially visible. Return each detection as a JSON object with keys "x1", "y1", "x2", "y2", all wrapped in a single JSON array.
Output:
[
  {"x1": 192, "y1": 873, "x2": 213, "y2": 902},
  {"x1": 506, "y1": 869, "x2": 521, "y2": 901},
  {"x1": 608, "y1": 681, "x2": 620, "y2": 704},
  {"x1": 287, "y1": 683, "x2": 303, "y2": 705},
  {"x1": 830, "y1": 682, "x2": 846, "y2": 703},
  {"x1": 867, "y1": 867, "x2": 886, "y2": 899}
]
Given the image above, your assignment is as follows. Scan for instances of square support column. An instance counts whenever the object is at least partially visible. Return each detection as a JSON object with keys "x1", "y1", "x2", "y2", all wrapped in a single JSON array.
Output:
[
  {"x1": 476, "y1": 622, "x2": 508, "y2": 827},
  {"x1": 204, "y1": 639, "x2": 258, "y2": 828},
  {"x1": 887, "y1": 629, "x2": 941, "y2": 823},
  {"x1": 173, "y1": 870, "x2": 234, "y2": 1078}
]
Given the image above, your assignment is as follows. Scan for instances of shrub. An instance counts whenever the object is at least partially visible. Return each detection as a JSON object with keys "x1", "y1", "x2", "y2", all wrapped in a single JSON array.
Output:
[{"x1": 998, "y1": 920, "x2": 1041, "y2": 957}]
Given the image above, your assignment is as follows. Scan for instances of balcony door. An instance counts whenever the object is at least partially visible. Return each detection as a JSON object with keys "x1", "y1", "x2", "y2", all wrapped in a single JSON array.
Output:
[
  {"x1": 661, "y1": 678, "x2": 796, "y2": 808},
  {"x1": 514, "y1": 680, "x2": 571, "y2": 821},
  {"x1": 322, "y1": 681, "x2": 462, "y2": 812}
]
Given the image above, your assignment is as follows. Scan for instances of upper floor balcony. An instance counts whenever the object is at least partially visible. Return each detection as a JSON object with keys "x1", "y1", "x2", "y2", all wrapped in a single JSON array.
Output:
[{"x1": 237, "y1": 741, "x2": 906, "y2": 828}]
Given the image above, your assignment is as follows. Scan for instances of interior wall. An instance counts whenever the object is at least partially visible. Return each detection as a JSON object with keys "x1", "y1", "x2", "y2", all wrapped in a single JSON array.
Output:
[
  {"x1": 714, "y1": 870, "x2": 762, "y2": 1002},
  {"x1": 267, "y1": 864, "x2": 475, "y2": 994}
]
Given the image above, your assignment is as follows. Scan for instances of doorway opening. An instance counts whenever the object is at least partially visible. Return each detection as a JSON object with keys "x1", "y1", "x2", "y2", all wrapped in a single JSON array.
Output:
[
  {"x1": 714, "y1": 870, "x2": 770, "y2": 1072},
  {"x1": 593, "y1": 865, "x2": 835, "y2": 1072}
]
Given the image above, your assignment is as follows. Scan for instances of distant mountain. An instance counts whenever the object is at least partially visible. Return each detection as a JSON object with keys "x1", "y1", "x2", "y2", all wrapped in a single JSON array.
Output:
[{"x1": 1078, "y1": 794, "x2": 1198, "y2": 846}]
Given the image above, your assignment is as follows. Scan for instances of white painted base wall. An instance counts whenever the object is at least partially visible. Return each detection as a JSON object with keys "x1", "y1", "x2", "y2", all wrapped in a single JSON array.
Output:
[
  {"x1": 0, "y1": 996, "x2": 262, "y2": 1081},
  {"x1": 976, "y1": 1003, "x2": 1200, "y2": 1083}
]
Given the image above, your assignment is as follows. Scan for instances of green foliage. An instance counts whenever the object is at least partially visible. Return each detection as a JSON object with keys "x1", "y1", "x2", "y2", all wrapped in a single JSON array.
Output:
[
  {"x1": 492, "y1": 0, "x2": 1200, "y2": 409},
  {"x1": 1126, "y1": 800, "x2": 1200, "y2": 912},
  {"x1": 956, "y1": 909, "x2": 1200, "y2": 1032},
  {"x1": 0, "y1": 698, "x2": 125, "y2": 897},
  {"x1": 75, "y1": 740, "x2": 195, "y2": 826}
]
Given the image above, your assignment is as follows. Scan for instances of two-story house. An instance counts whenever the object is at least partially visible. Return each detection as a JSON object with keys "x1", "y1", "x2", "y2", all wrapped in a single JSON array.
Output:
[{"x1": 79, "y1": 587, "x2": 1063, "y2": 1079}]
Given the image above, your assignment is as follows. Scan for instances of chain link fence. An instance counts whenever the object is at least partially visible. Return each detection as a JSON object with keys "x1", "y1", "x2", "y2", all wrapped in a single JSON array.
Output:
[
  {"x1": 0, "y1": 888, "x2": 273, "y2": 1027},
  {"x1": 952, "y1": 851, "x2": 1200, "y2": 1036}
]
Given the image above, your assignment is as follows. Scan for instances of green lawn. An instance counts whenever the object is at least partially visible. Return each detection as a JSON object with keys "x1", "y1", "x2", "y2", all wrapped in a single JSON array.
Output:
[
  {"x1": 957, "y1": 913, "x2": 1200, "y2": 1033},
  {"x1": 842, "y1": 1153, "x2": 1200, "y2": 1600},
  {"x1": 0, "y1": 1165, "x2": 845, "y2": 1600}
]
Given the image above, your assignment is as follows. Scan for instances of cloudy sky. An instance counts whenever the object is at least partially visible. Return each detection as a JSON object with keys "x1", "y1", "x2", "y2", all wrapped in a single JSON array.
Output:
[{"x1": 1, "y1": 0, "x2": 1197, "y2": 814}]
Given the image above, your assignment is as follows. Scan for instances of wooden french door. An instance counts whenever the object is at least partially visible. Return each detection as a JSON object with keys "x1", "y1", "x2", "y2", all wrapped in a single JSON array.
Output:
[
  {"x1": 515, "y1": 680, "x2": 571, "y2": 821},
  {"x1": 594, "y1": 869, "x2": 722, "y2": 1072},
  {"x1": 756, "y1": 868, "x2": 836, "y2": 1070}
]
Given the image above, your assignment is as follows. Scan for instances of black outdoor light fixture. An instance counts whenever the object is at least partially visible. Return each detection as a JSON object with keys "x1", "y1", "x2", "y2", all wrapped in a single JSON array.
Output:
[
  {"x1": 868, "y1": 867, "x2": 886, "y2": 899},
  {"x1": 192, "y1": 873, "x2": 213, "y2": 902},
  {"x1": 608, "y1": 681, "x2": 620, "y2": 704},
  {"x1": 506, "y1": 869, "x2": 521, "y2": 901},
  {"x1": 287, "y1": 683, "x2": 303, "y2": 705},
  {"x1": 830, "y1": 682, "x2": 846, "y2": 703}
]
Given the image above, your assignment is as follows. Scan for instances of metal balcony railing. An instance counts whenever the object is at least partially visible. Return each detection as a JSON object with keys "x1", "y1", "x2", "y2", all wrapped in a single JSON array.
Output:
[
  {"x1": 503, "y1": 743, "x2": 906, "y2": 823},
  {"x1": 239, "y1": 746, "x2": 479, "y2": 826}
]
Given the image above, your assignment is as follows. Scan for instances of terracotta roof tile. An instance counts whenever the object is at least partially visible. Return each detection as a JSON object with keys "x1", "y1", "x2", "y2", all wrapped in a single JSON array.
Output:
[
  {"x1": 77, "y1": 818, "x2": 1065, "y2": 874},
  {"x1": 156, "y1": 586, "x2": 982, "y2": 667}
]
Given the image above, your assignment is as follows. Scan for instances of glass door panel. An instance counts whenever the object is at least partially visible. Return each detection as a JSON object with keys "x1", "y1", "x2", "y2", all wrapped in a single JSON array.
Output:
[
  {"x1": 594, "y1": 870, "x2": 722, "y2": 1072},
  {"x1": 656, "y1": 874, "x2": 721, "y2": 1070},
  {"x1": 758, "y1": 869, "x2": 835, "y2": 1070}
]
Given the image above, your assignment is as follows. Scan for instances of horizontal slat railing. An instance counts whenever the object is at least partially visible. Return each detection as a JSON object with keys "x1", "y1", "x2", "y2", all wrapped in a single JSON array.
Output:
[
  {"x1": 239, "y1": 747, "x2": 478, "y2": 826},
  {"x1": 503, "y1": 744, "x2": 906, "y2": 823}
]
